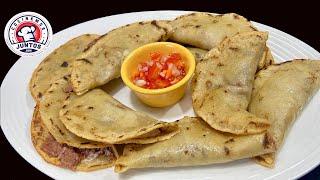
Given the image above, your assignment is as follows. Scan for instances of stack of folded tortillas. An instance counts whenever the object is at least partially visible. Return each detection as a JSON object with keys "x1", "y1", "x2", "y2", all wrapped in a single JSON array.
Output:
[{"x1": 29, "y1": 12, "x2": 320, "y2": 173}]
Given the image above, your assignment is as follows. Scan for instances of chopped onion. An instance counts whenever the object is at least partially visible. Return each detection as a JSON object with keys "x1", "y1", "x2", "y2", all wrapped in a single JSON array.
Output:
[
  {"x1": 135, "y1": 79, "x2": 147, "y2": 87},
  {"x1": 146, "y1": 60, "x2": 154, "y2": 66},
  {"x1": 141, "y1": 66, "x2": 148, "y2": 72},
  {"x1": 156, "y1": 62, "x2": 162, "y2": 69},
  {"x1": 160, "y1": 56, "x2": 168, "y2": 63},
  {"x1": 171, "y1": 64, "x2": 180, "y2": 76},
  {"x1": 159, "y1": 71, "x2": 166, "y2": 77}
]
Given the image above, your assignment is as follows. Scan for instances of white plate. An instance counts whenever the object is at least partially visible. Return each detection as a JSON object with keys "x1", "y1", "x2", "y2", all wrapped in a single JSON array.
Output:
[{"x1": 1, "y1": 10, "x2": 320, "y2": 180}]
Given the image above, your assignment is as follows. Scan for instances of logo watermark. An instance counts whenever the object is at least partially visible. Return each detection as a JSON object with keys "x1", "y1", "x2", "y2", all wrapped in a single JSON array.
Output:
[{"x1": 4, "y1": 12, "x2": 53, "y2": 56}]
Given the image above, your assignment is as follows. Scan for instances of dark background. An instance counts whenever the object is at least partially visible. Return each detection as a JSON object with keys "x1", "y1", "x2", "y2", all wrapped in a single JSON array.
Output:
[{"x1": 1, "y1": 0, "x2": 319, "y2": 179}]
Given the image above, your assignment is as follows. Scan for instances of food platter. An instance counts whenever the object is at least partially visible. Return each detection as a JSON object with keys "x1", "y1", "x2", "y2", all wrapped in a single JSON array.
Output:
[{"x1": 1, "y1": 10, "x2": 320, "y2": 180}]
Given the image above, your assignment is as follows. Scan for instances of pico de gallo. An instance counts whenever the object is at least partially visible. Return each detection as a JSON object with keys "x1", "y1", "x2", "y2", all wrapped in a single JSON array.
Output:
[{"x1": 132, "y1": 52, "x2": 186, "y2": 89}]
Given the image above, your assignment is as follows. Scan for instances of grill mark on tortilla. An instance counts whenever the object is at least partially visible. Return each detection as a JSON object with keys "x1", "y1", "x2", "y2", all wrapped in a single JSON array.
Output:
[
  {"x1": 217, "y1": 62, "x2": 224, "y2": 66},
  {"x1": 263, "y1": 133, "x2": 275, "y2": 149},
  {"x1": 150, "y1": 20, "x2": 167, "y2": 33},
  {"x1": 225, "y1": 138, "x2": 235, "y2": 144},
  {"x1": 60, "y1": 61, "x2": 68, "y2": 67},
  {"x1": 56, "y1": 125, "x2": 65, "y2": 136},
  {"x1": 115, "y1": 104, "x2": 126, "y2": 109},
  {"x1": 76, "y1": 58, "x2": 92, "y2": 64},
  {"x1": 49, "y1": 118, "x2": 53, "y2": 125},
  {"x1": 118, "y1": 135, "x2": 124, "y2": 138},
  {"x1": 193, "y1": 77, "x2": 197, "y2": 84},
  {"x1": 233, "y1": 14, "x2": 240, "y2": 19},
  {"x1": 229, "y1": 47, "x2": 239, "y2": 51},
  {"x1": 255, "y1": 156, "x2": 266, "y2": 162},
  {"x1": 224, "y1": 146, "x2": 230, "y2": 155},
  {"x1": 80, "y1": 142, "x2": 91, "y2": 145},
  {"x1": 212, "y1": 19, "x2": 218, "y2": 23},
  {"x1": 93, "y1": 133, "x2": 107, "y2": 139},
  {"x1": 63, "y1": 110, "x2": 69, "y2": 115},
  {"x1": 205, "y1": 81, "x2": 212, "y2": 88},
  {"x1": 174, "y1": 13, "x2": 195, "y2": 20},
  {"x1": 250, "y1": 25, "x2": 257, "y2": 31},
  {"x1": 199, "y1": 98, "x2": 204, "y2": 108},
  {"x1": 256, "y1": 34, "x2": 263, "y2": 40},
  {"x1": 37, "y1": 92, "x2": 42, "y2": 98},
  {"x1": 63, "y1": 75, "x2": 69, "y2": 81},
  {"x1": 83, "y1": 38, "x2": 100, "y2": 52}
]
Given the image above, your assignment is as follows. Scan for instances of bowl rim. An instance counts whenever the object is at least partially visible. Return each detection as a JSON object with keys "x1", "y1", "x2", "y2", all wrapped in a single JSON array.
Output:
[{"x1": 121, "y1": 42, "x2": 196, "y2": 95}]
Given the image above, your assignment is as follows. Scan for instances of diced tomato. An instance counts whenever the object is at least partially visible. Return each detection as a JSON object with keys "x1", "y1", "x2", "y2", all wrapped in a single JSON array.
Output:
[
  {"x1": 146, "y1": 64, "x2": 160, "y2": 81},
  {"x1": 148, "y1": 82, "x2": 157, "y2": 89},
  {"x1": 154, "y1": 78, "x2": 171, "y2": 88},
  {"x1": 165, "y1": 68, "x2": 172, "y2": 79},
  {"x1": 132, "y1": 51, "x2": 186, "y2": 89},
  {"x1": 150, "y1": 52, "x2": 161, "y2": 61},
  {"x1": 166, "y1": 53, "x2": 181, "y2": 63}
]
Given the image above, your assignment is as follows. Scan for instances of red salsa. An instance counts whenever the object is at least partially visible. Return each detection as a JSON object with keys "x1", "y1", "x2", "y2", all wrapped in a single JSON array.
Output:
[{"x1": 132, "y1": 52, "x2": 186, "y2": 89}]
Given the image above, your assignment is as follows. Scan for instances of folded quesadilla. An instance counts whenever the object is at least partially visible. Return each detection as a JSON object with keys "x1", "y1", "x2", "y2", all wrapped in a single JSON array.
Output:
[
  {"x1": 71, "y1": 20, "x2": 172, "y2": 95},
  {"x1": 59, "y1": 89, "x2": 179, "y2": 144},
  {"x1": 192, "y1": 31, "x2": 270, "y2": 135},
  {"x1": 187, "y1": 46, "x2": 274, "y2": 68},
  {"x1": 170, "y1": 12, "x2": 274, "y2": 69},
  {"x1": 170, "y1": 12, "x2": 255, "y2": 50},
  {"x1": 39, "y1": 76, "x2": 106, "y2": 148},
  {"x1": 249, "y1": 60, "x2": 320, "y2": 167},
  {"x1": 31, "y1": 105, "x2": 118, "y2": 171},
  {"x1": 115, "y1": 117, "x2": 276, "y2": 173},
  {"x1": 29, "y1": 34, "x2": 99, "y2": 101}
]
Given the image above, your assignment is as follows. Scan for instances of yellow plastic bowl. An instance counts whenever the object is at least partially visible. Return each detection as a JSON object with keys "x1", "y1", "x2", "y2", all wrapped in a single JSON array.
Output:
[{"x1": 121, "y1": 42, "x2": 196, "y2": 107}]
